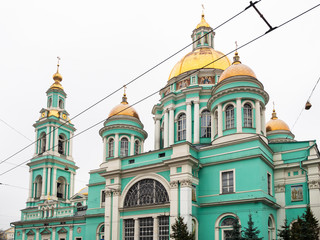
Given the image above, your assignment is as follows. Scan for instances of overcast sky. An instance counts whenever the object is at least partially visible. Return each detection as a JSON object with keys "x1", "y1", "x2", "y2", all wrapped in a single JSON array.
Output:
[{"x1": 1, "y1": 0, "x2": 320, "y2": 230}]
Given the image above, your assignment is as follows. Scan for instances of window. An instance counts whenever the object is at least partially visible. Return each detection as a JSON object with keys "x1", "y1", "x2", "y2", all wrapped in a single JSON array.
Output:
[
  {"x1": 140, "y1": 218, "x2": 153, "y2": 239},
  {"x1": 39, "y1": 132, "x2": 46, "y2": 154},
  {"x1": 108, "y1": 139, "x2": 114, "y2": 157},
  {"x1": 243, "y1": 103, "x2": 253, "y2": 127},
  {"x1": 120, "y1": 137, "x2": 129, "y2": 157},
  {"x1": 57, "y1": 177, "x2": 66, "y2": 199},
  {"x1": 48, "y1": 98, "x2": 52, "y2": 108},
  {"x1": 159, "y1": 216, "x2": 169, "y2": 240},
  {"x1": 221, "y1": 217, "x2": 236, "y2": 240},
  {"x1": 204, "y1": 32, "x2": 208, "y2": 44},
  {"x1": 197, "y1": 33, "x2": 201, "y2": 46},
  {"x1": 59, "y1": 99, "x2": 64, "y2": 109},
  {"x1": 98, "y1": 225, "x2": 104, "y2": 240},
  {"x1": 201, "y1": 110, "x2": 211, "y2": 138},
  {"x1": 225, "y1": 105, "x2": 234, "y2": 129},
  {"x1": 177, "y1": 113, "x2": 186, "y2": 141},
  {"x1": 58, "y1": 134, "x2": 66, "y2": 155},
  {"x1": 134, "y1": 140, "x2": 140, "y2": 155},
  {"x1": 34, "y1": 175, "x2": 42, "y2": 199},
  {"x1": 101, "y1": 190, "x2": 105, "y2": 207},
  {"x1": 124, "y1": 179, "x2": 169, "y2": 208},
  {"x1": 214, "y1": 111, "x2": 218, "y2": 136},
  {"x1": 221, "y1": 170, "x2": 234, "y2": 193},
  {"x1": 267, "y1": 173, "x2": 272, "y2": 195},
  {"x1": 124, "y1": 219, "x2": 134, "y2": 240},
  {"x1": 268, "y1": 216, "x2": 275, "y2": 240}
]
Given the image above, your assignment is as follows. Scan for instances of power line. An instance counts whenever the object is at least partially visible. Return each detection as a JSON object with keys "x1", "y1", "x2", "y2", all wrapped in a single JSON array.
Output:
[
  {"x1": 0, "y1": 118, "x2": 33, "y2": 142},
  {"x1": 0, "y1": 2, "x2": 258, "y2": 167},
  {"x1": 1, "y1": 2, "x2": 320, "y2": 177}
]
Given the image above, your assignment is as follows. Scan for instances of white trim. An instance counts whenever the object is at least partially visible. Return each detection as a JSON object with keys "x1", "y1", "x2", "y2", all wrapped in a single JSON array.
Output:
[
  {"x1": 199, "y1": 107, "x2": 209, "y2": 115},
  {"x1": 241, "y1": 100, "x2": 255, "y2": 108},
  {"x1": 220, "y1": 169, "x2": 236, "y2": 194},
  {"x1": 96, "y1": 222, "x2": 104, "y2": 240},
  {"x1": 222, "y1": 102, "x2": 236, "y2": 111},
  {"x1": 119, "y1": 135, "x2": 130, "y2": 142},
  {"x1": 120, "y1": 173, "x2": 171, "y2": 208},
  {"x1": 215, "y1": 213, "x2": 241, "y2": 240},
  {"x1": 174, "y1": 110, "x2": 186, "y2": 121},
  {"x1": 268, "y1": 214, "x2": 276, "y2": 240}
]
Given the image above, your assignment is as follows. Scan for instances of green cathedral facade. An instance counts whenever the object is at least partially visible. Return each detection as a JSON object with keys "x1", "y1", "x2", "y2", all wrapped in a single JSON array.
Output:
[{"x1": 12, "y1": 14, "x2": 320, "y2": 240}]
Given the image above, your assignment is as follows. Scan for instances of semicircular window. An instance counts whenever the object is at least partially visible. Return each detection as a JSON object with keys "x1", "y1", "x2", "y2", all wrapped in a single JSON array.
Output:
[{"x1": 124, "y1": 179, "x2": 169, "y2": 208}]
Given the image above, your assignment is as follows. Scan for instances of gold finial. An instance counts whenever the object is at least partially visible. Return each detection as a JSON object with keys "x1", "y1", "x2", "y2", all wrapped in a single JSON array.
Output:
[
  {"x1": 122, "y1": 85, "x2": 128, "y2": 103},
  {"x1": 52, "y1": 56, "x2": 62, "y2": 82},
  {"x1": 202, "y1": 4, "x2": 205, "y2": 17},
  {"x1": 271, "y1": 102, "x2": 278, "y2": 119},
  {"x1": 233, "y1": 41, "x2": 241, "y2": 64}
]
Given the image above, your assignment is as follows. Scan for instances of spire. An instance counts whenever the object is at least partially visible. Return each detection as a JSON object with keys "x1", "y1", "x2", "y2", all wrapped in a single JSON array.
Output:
[
  {"x1": 196, "y1": 6, "x2": 210, "y2": 29},
  {"x1": 233, "y1": 41, "x2": 241, "y2": 64},
  {"x1": 122, "y1": 85, "x2": 128, "y2": 103},
  {"x1": 271, "y1": 102, "x2": 278, "y2": 119},
  {"x1": 50, "y1": 56, "x2": 63, "y2": 90}
]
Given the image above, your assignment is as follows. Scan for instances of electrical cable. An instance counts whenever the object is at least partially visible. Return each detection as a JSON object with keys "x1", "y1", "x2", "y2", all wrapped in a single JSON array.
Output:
[
  {"x1": 0, "y1": 118, "x2": 33, "y2": 142},
  {"x1": 1, "y1": 2, "x2": 320, "y2": 177},
  {"x1": 0, "y1": 2, "x2": 259, "y2": 167}
]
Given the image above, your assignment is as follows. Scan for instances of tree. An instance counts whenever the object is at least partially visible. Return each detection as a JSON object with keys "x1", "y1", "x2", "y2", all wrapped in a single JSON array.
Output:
[
  {"x1": 301, "y1": 205, "x2": 319, "y2": 240},
  {"x1": 291, "y1": 216, "x2": 303, "y2": 240},
  {"x1": 230, "y1": 217, "x2": 243, "y2": 240},
  {"x1": 242, "y1": 214, "x2": 263, "y2": 240},
  {"x1": 171, "y1": 216, "x2": 194, "y2": 240},
  {"x1": 278, "y1": 218, "x2": 291, "y2": 240}
]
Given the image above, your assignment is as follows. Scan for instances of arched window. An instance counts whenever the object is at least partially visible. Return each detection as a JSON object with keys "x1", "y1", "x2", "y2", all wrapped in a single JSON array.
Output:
[
  {"x1": 58, "y1": 134, "x2": 66, "y2": 155},
  {"x1": 268, "y1": 216, "x2": 275, "y2": 240},
  {"x1": 177, "y1": 113, "x2": 186, "y2": 141},
  {"x1": 201, "y1": 110, "x2": 211, "y2": 138},
  {"x1": 120, "y1": 137, "x2": 129, "y2": 157},
  {"x1": 98, "y1": 225, "x2": 104, "y2": 240},
  {"x1": 243, "y1": 103, "x2": 253, "y2": 128},
  {"x1": 39, "y1": 132, "x2": 46, "y2": 154},
  {"x1": 204, "y1": 33, "x2": 208, "y2": 44},
  {"x1": 225, "y1": 105, "x2": 234, "y2": 130},
  {"x1": 34, "y1": 175, "x2": 42, "y2": 199},
  {"x1": 57, "y1": 176, "x2": 66, "y2": 199},
  {"x1": 220, "y1": 217, "x2": 236, "y2": 240},
  {"x1": 134, "y1": 140, "x2": 140, "y2": 155},
  {"x1": 48, "y1": 98, "x2": 52, "y2": 108},
  {"x1": 108, "y1": 139, "x2": 114, "y2": 157},
  {"x1": 124, "y1": 179, "x2": 169, "y2": 207},
  {"x1": 214, "y1": 111, "x2": 218, "y2": 136},
  {"x1": 59, "y1": 99, "x2": 64, "y2": 109}
]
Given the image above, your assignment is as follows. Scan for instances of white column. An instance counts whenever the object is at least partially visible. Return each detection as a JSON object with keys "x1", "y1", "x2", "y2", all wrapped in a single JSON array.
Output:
[
  {"x1": 141, "y1": 141, "x2": 144, "y2": 153},
  {"x1": 70, "y1": 132, "x2": 74, "y2": 156},
  {"x1": 47, "y1": 167, "x2": 51, "y2": 196},
  {"x1": 170, "y1": 181, "x2": 179, "y2": 230},
  {"x1": 105, "y1": 190, "x2": 112, "y2": 240},
  {"x1": 34, "y1": 130, "x2": 38, "y2": 155},
  {"x1": 54, "y1": 127, "x2": 59, "y2": 153},
  {"x1": 70, "y1": 172, "x2": 74, "y2": 197},
  {"x1": 28, "y1": 170, "x2": 33, "y2": 200},
  {"x1": 186, "y1": 102, "x2": 192, "y2": 142},
  {"x1": 112, "y1": 191, "x2": 120, "y2": 240},
  {"x1": 33, "y1": 182, "x2": 36, "y2": 198},
  {"x1": 134, "y1": 218, "x2": 139, "y2": 239},
  {"x1": 194, "y1": 101, "x2": 200, "y2": 144},
  {"x1": 130, "y1": 134, "x2": 135, "y2": 156},
  {"x1": 46, "y1": 126, "x2": 50, "y2": 152},
  {"x1": 66, "y1": 183, "x2": 69, "y2": 199},
  {"x1": 52, "y1": 227, "x2": 56, "y2": 240},
  {"x1": 218, "y1": 104, "x2": 223, "y2": 137},
  {"x1": 52, "y1": 167, "x2": 57, "y2": 198},
  {"x1": 36, "y1": 229, "x2": 39, "y2": 240},
  {"x1": 41, "y1": 168, "x2": 46, "y2": 197},
  {"x1": 153, "y1": 216, "x2": 159, "y2": 239},
  {"x1": 163, "y1": 110, "x2": 169, "y2": 148},
  {"x1": 261, "y1": 108, "x2": 266, "y2": 135},
  {"x1": 51, "y1": 127, "x2": 55, "y2": 152},
  {"x1": 69, "y1": 226, "x2": 73, "y2": 240},
  {"x1": 275, "y1": 185, "x2": 286, "y2": 231},
  {"x1": 154, "y1": 117, "x2": 161, "y2": 150},
  {"x1": 22, "y1": 230, "x2": 25, "y2": 240},
  {"x1": 169, "y1": 107, "x2": 175, "y2": 146},
  {"x1": 236, "y1": 98, "x2": 242, "y2": 133},
  {"x1": 255, "y1": 101, "x2": 261, "y2": 134},
  {"x1": 102, "y1": 137, "x2": 107, "y2": 161},
  {"x1": 211, "y1": 111, "x2": 214, "y2": 141},
  {"x1": 114, "y1": 133, "x2": 119, "y2": 158},
  {"x1": 180, "y1": 180, "x2": 192, "y2": 231}
]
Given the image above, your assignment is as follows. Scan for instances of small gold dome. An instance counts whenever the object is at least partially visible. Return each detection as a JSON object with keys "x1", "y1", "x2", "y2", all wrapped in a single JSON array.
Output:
[
  {"x1": 218, "y1": 52, "x2": 256, "y2": 82},
  {"x1": 50, "y1": 63, "x2": 63, "y2": 90},
  {"x1": 266, "y1": 109, "x2": 290, "y2": 132},
  {"x1": 78, "y1": 187, "x2": 88, "y2": 196},
  {"x1": 196, "y1": 13, "x2": 211, "y2": 29},
  {"x1": 108, "y1": 94, "x2": 140, "y2": 119},
  {"x1": 168, "y1": 47, "x2": 231, "y2": 80}
]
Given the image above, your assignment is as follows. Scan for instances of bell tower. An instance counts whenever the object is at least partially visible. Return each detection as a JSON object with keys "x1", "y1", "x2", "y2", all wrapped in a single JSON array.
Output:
[{"x1": 26, "y1": 58, "x2": 77, "y2": 206}]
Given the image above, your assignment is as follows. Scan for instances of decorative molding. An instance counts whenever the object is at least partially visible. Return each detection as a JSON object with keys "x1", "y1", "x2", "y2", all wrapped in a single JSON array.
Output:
[
  {"x1": 99, "y1": 124, "x2": 148, "y2": 139},
  {"x1": 170, "y1": 181, "x2": 179, "y2": 189},
  {"x1": 180, "y1": 179, "x2": 192, "y2": 187},
  {"x1": 308, "y1": 180, "x2": 320, "y2": 189},
  {"x1": 274, "y1": 184, "x2": 285, "y2": 193}
]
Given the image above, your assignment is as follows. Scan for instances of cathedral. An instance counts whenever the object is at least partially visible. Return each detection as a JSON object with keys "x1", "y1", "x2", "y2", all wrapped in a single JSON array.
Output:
[{"x1": 12, "y1": 13, "x2": 320, "y2": 240}]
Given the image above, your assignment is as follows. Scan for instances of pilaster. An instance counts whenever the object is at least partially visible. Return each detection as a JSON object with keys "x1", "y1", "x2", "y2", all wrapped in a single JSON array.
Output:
[
  {"x1": 255, "y1": 100, "x2": 261, "y2": 134},
  {"x1": 186, "y1": 102, "x2": 192, "y2": 142},
  {"x1": 164, "y1": 109, "x2": 169, "y2": 148},
  {"x1": 194, "y1": 101, "x2": 200, "y2": 144},
  {"x1": 114, "y1": 133, "x2": 119, "y2": 158},
  {"x1": 154, "y1": 116, "x2": 161, "y2": 150},
  {"x1": 218, "y1": 104, "x2": 223, "y2": 137},
  {"x1": 236, "y1": 98, "x2": 242, "y2": 133},
  {"x1": 169, "y1": 107, "x2": 175, "y2": 146}
]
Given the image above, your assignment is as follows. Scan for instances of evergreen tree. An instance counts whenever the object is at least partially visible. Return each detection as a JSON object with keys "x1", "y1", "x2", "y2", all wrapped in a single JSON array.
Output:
[
  {"x1": 301, "y1": 205, "x2": 319, "y2": 240},
  {"x1": 230, "y1": 217, "x2": 243, "y2": 240},
  {"x1": 278, "y1": 218, "x2": 291, "y2": 240},
  {"x1": 242, "y1": 214, "x2": 263, "y2": 240},
  {"x1": 171, "y1": 216, "x2": 194, "y2": 240},
  {"x1": 291, "y1": 216, "x2": 303, "y2": 240}
]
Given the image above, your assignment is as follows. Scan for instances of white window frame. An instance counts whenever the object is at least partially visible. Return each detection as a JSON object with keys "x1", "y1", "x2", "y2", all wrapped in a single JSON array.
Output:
[
  {"x1": 220, "y1": 169, "x2": 235, "y2": 194},
  {"x1": 223, "y1": 103, "x2": 236, "y2": 130},
  {"x1": 120, "y1": 137, "x2": 129, "y2": 157},
  {"x1": 108, "y1": 137, "x2": 114, "y2": 157},
  {"x1": 243, "y1": 102, "x2": 253, "y2": 128},
  {"x1": 177, "y1": 113, "x2": 186, "y2": 141},
  {"x1": 200, "y1": 110, "x2": 211, "y2": 138}
]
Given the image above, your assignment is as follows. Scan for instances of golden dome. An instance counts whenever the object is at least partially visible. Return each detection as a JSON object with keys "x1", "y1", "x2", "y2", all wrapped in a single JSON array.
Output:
[
  {"x1": 108, "y1": 94, "x2": 140, "y2": 119},
  {"x1": 78, "y1": 187, "x2": 88, "y2": 196},
  {"x1": 196, "y1": 13, "x2": 211, "y2": 29},
  {"x1": 50, "y1": 63, "x2": 63, "y2": 90},
  {"x1": 168, "y1": 47, "x2": 231, "y2": 80},
  {"x1": 219, "y1": 52, "x2": 256, "y2": 82},
  {"x1": 266, "y1": 109, "x2": 290, "y2": 132}
]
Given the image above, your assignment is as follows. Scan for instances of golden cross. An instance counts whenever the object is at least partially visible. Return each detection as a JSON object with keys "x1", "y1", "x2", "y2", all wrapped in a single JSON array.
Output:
[
  {"x1": 202, "y1": 4, "x2": 205, "y2": 14},
  {"x1": 57, "y1": 56, "x2": 61, "y2": 66},
  {"x1": 235, "y1": 41, "x2": 238, "y2": 52},
  {"x1": 123, "y1": 85, "x2": 127, "y2": 95},
  {"x1": 273, "y1": 101, "x2": 275, "y2": 111}
]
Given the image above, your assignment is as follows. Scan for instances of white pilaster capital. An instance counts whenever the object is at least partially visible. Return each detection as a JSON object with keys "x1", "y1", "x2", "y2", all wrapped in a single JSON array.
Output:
[
  {"x1": 164, "y1": 109, "x2": 169, "y2": 113},
  {"x1": 193, "y1": 100, "x2": 200, "y2": 105},
  {"x1": 186, "y1": 102, "x2": 192, "y2": 106},
  {"x1": 274, "y1": 184, "x2": 285, "y2": 193},
  {"x1": 170, "y1": 181, "x2": 179, "y2": 189},
  {"x1": 308, "y1": 180, "x2": 320, "y2": 189},
  {"x1": 180, "y1": 179, "x2": 193, "y2": 188}
]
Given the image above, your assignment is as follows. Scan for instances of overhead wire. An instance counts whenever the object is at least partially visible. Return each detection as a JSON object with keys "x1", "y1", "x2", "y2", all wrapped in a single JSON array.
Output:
[
  {"x1": 0, "y1": 2, "x2": 259, "y2": 167},
  {"x1": 1, "y1": 2, "x2": 320, "y2": 177},
  {"x1": 0, "y1": 118, "x2": 33, "y2": 142}
]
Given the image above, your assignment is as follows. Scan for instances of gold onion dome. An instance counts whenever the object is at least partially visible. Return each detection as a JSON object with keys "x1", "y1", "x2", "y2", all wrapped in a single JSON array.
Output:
[
  {"x1": 196, "y1": 13, "x2": 211, "y2": 29},
  {"x1": 266, "y1": 109, "x2": 290, "y2": 132},
  {"x1": 108, "y1": 93, "x2": 140, "y2": 119},
  {"x1": 218, "y1": 52, "x2": 257, "y2": 82},
  {"x1": 168, "y1": 48, "x2": 231, "y2": 80},
  {"x1": 77, "y1": 187, "x2": 88, "y2": 196},
  {"x1": 50, "y1": 63, "x2": 64, "y2": 90}
]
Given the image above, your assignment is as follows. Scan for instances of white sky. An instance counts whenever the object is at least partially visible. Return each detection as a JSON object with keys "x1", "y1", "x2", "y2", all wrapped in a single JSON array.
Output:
[{"x1": 1, "y1": 0, "x2": 320, "y2": 230}]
